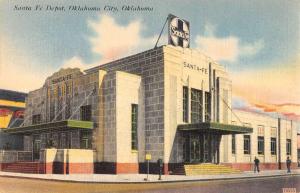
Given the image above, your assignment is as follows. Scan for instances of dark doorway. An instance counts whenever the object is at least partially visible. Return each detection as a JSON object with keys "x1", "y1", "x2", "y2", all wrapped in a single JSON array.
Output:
[
  {"x1": 33, "y1": 135, "x2": 41, "y2": 161},
  {"x1": 183, "y1": 133, "x2": 220, "y2": 164}
]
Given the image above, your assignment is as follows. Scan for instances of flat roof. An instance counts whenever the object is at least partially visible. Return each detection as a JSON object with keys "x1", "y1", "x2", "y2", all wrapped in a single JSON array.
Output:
[
  {"x1": 0, "y1": 89, "x2": 27, "y2": 102},
  {"x1": 3, "y1": 120, "x2": 93, "y2": 134},
  {"x1": 84, "y1": 46, "x2": 163, "y2": 74}
]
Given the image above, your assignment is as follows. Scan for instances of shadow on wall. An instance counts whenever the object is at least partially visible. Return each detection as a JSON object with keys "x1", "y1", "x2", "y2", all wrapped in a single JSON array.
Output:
[
  {"x1": 45, "y1": 149, "x2": 94, "y2": 174},
  {"x1": 52, "y1": 149, "x2": 67, "y2": 174},
  {"x1": 0, "y1": 132, "x2": 23, "y2": 150}
]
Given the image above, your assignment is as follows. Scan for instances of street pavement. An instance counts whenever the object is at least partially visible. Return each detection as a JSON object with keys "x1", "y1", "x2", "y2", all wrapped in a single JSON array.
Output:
[
  {"x1": 0, "y1": 175, "x2": 299, "y2": 193},
  {"x1": 0, "y1": 169, "x2": 299, "y2": 183}
]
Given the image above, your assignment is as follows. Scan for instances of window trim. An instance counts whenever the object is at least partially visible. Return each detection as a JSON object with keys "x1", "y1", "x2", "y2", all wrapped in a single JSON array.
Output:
[
  {"x1": 232, "y1": 134, "x2": 236, "y2": 154},
  {"x1": 244, "y1": 135, "x2": 251, "y2": 155},
  {"x1": 257, "y1": 136, "x2": 265, "y2": 155},
  {"x1": 286, "y1": 139, "x2": 291, "y2": 156},
  {"x1": 270, "y1": 137, "x2": 277, "y2": 155}
]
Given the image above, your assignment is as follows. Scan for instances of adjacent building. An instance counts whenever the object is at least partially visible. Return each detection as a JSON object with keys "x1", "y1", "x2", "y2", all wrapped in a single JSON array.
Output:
[{"x1": 0, "y1": 89, "x2": 27, "y2": 150}]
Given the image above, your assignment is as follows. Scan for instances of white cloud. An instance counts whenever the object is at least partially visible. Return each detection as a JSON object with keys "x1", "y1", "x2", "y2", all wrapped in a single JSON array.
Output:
[
  {"x1": 195, "y1": 23, "x2": 264, "y2": 62},
  {"x1": 0, "y1": 15, "x2": 163, "y2": 92},
  {"x1": 61, "y1": 56, "x2": 97, "y2": 70},
  {"x1": 88, "y1": 14, "x2": 160, "y2": 64},
  {"x1": 62, "y1": 14, "x2": 163, "y2": 70},
  {"x1": 203, "y1": 23, "x2": 217, "y2": 37},
  {"x1": 240, "y1": 39, "x2": 265, "y2": 57},
  {"x1": 195, "y1": 35, "x2": 239, "y2": 62}
]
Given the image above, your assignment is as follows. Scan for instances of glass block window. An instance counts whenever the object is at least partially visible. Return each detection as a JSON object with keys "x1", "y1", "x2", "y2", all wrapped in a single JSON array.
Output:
[
  {"x1": 131, "y1": 104, "x2": 138, "y2": 150},
  {"x1": 191, "y1": 88, "x2": 203, "y2": 123},
  {"x1": 183, "y1": 86, "x2": 189, "y2": 122}
]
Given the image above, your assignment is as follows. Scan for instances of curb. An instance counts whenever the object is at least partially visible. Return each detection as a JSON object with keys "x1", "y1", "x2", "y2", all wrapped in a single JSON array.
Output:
[{"x1": 0, "y1": 173, "x2": 299, "y2": 184}]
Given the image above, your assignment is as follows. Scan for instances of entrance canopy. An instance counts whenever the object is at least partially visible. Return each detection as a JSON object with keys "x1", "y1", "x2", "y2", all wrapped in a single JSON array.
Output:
[
  {"x1": 3, "y1": 120, "x2": 93, "y2": 134},
  {"x1": 178, "y1": 122, "x2": 253, "y2": 134}
]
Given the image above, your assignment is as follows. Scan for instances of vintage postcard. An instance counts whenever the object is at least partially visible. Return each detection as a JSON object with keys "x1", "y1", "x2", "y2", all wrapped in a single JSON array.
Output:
[{"x1": 0, "y1": 0, "x2": 299, "y2": 193}]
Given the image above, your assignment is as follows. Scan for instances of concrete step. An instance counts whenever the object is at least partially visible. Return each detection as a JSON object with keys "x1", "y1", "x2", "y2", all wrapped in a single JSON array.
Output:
[{"x1": 172, "y1": 163, "x2": 242, "y2": 175}]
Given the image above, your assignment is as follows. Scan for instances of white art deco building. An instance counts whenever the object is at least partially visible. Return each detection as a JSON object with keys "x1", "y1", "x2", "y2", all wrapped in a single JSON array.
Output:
[{"x1": 2, "y1": 15, "x2": 297, "y2": 174}]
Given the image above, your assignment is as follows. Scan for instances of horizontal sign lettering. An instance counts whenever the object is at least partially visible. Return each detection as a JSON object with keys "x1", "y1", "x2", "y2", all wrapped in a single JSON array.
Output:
[
  {"x1": 183, "y1": 62, "x2": 208, "y2": 74},
  {"x1": 51, "y1": 74, "x2": 72, "y2": 84}
]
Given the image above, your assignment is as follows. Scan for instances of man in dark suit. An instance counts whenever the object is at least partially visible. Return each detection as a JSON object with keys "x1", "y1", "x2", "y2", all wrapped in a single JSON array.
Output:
[
  {"x1": 254, "y1": 157, "x2": 260, "y2": 173},
  {"x1": 286, "y1": 156, "x2": 292, "y2": 173}
]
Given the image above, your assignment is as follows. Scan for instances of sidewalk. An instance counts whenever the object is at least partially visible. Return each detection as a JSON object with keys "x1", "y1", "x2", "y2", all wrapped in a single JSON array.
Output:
[{"x1": 0, "y1": 169, "x2": 299, "y2": 183}]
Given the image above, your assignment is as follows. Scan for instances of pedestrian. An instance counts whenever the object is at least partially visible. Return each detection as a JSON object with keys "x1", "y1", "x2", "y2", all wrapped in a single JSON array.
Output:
[
  {"x1": 254, "y1": 157, "x2": 260, "y2": 173},
  {"x1": 286, "y1": 156, "x2": 291, "y2": 173},
  {"x1": 157, "y1": 159, "x2": 163, "y2": 180}
]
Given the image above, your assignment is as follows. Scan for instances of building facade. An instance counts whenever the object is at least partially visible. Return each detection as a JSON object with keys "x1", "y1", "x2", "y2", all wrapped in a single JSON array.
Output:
[
  {"x1": 0, "y1": 89, "x2": 27, "y2": 150},
  {"x1": 297, "y1": 133, "x2": 300, "y2": 166},
  {"x1": 3, "y1": 45, "x2": 298, "y2": 174},
  {"x1": 226, "y1": 110, "x2": 297, "y2": 170}
]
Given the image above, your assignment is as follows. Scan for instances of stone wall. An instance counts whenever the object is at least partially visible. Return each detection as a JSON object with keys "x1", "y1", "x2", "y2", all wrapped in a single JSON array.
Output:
[
  {"x1": 87, "y1": 47, "x2": 165, "y2": 163},
  {"x1": 102, "y1": 72, "x2": 117, "y2": 162}
]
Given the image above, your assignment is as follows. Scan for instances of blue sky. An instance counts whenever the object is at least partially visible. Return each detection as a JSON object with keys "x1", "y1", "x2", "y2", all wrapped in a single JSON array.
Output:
[
  {"x1": 2, "y1": 0, "x2": 299, "y2": 69},
  {"x1": 0, "y1": 0, "x2": 299, "y2": 120}
]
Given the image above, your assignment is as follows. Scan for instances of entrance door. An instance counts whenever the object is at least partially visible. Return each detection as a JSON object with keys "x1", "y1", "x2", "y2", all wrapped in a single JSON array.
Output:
[
  {"x1": 203, "y1": 134, "x2": 210, "y2": 163},
  {"x1": 33, "y1": 139, "x2": 41, "y2": 160},
  {"x1": 190, "y1": 135, "x2": 201, "y2": 162},
  {"x1": 183, "y1": 133, "x2": 220, "y2": 164},
  {"x1": 211, "y1": 135, "x2": 220, "y2": 164}
]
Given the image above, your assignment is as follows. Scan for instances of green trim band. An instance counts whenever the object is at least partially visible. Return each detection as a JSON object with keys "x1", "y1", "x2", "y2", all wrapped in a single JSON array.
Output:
[{"x1": 178, "y1": 122, "x2": 253, "y2": 134}]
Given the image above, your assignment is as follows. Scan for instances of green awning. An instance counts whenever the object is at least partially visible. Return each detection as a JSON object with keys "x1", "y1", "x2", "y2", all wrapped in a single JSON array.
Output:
[
  {"x1": 178, "y1": 122, "x2": 253, "y2": 134},
  {"x1": 3, "y1": 120, "x2": 93, "y2": 134}
]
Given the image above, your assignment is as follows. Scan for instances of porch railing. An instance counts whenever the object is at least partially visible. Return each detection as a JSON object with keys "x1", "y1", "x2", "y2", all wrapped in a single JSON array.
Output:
[{"x1": 0, "y1": 150, "x2": 33, "y2": 163}]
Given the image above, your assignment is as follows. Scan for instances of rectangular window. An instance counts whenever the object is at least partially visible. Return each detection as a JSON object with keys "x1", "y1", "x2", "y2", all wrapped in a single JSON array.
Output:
[
  {"x1": 56, "y1": 100, "x2": 63, "y2": 121},
  {"x1": 57, "y1": 86, "x2": 61, "y2": 98},
  {"x1": 80, "y1": 105, "x2": 92, "y2": 121},
  {"x1": 53, "y1": 87, "x2": 57, "y2": 98},
  {"x1": 66, "y1": 83, "x2": 72, "y2": 96},
  {"x1": 32, "y1": 114, "x2": 41, "y2": 124},
  {"x1": 80, "y1": 131, "x2": 92, "y2": 149},
  {"x1": 232, "y1": 134, "x2": 236, "y2": 154},
  {"x1": 244, "y1": 135, "x2": 251, "y2": 154},
  {"x1": 50, "y1": 103, "x2": 55, "y2": 121},
  {"x1": 47, "y1": 88, "x2": 51, "y2": 99},
  {"x1": 183, "y1": 86, "x2": 189, "y2": 122},
  {"x1": 131, "y1": 104, "x2": 138, "y2": 150},
  {"x1": 205, "y1": 92, "x2": 211, "y2": 122},
  {"x1": 65, "y1": 98, "x2": 71, "y2": 119},
  {"x1": 271, "y1": 137, "x2": 277, "y2": 155},
  {"x1": 191, "y1": 88, "x2": 203, "y2": 123},
  {"x1": 61, "y1": 84, "x2": 66, "y2": 97},
  {"x1": 49, "y1": 89, "x2": 55, "y2": 121},
  {"x1": 258, "y1": 125, "x2": 265, "y2": 136},
  {"x1": 258, "y1": 136, "x2": 264, "y2": 155},
  {"x1": 286, "y1": 139, "x2": 291, "y2": 155}
]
